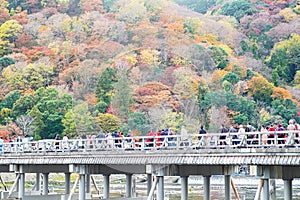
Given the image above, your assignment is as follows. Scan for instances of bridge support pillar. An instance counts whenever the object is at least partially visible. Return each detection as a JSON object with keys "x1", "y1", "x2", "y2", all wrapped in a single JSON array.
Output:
[
  {"x1": 103, "y1": 174, "x2": 110, "y2": 199},
  {"x1": 157, "y1": 176, "x2": 164, "y2": 200},
  {"x1": 42, "y1": 173, "x2": 49, "y2": 195},
  {"x1": 65, "y1": 172, "x2": 71, "y2": 194},
  {"x1": 263, "y1": 178, "x2": 269, "y2": 200},
  {"x1": 270, "y1": 179, "x2": 276, "y2": 200},
  {"x1": 147, "y1": 174, "x2": 152, "y2": 195},
  {"x1": 284, "y1": 179, "x2": 292, "y2": 200},
  {"x1": 18, "y1": 173, "x2": 25, "y2": 199},
  {"x1": 181, "y1": 176, "x2": 188, "y2": 200},
  {"x1": 126, "y1": 174, "x2": 132, "y2": 197},
  {"x1": 224, "y1": 175, "x2": 230, "y2": 200},
  {"x1": 79, "y1": 174, "x2": 85, "y2": 200},
  {"x1": 203, "y1": 176, "x2": 211, "y2": 200},
  {"x1": 86, "y1": 174, "x2": 91, "y2": 194},
  {"x1": 35, "y1": 173, "x2": 40, "y2": 192}
]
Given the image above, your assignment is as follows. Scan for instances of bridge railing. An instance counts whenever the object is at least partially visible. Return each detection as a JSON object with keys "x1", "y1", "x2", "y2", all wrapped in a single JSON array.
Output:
[{"x1": 0, "y1": 130, "x2": 299, "y2": 154}]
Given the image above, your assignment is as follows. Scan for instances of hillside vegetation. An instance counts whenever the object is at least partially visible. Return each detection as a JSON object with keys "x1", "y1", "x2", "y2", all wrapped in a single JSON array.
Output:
[{"x1": 0, "y1": 0, "x2": 299, "y2": 138}]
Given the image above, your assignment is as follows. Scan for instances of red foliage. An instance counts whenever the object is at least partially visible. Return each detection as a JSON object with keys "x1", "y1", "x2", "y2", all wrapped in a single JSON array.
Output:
[
  {"x1": 0, "y1": 8, "x2": 10, "y2": 24},
  {"x1": 252, "y1": 27, "x2": 261, "y2": 35},
  {"x1": 15, "y1": 33, "x2": 36, "y2": 49},
  {"x1": 22, "y1": 46, "x2": 56, "y2": 62},
  {"x1": 135, "y1": 87, "x2": 157, "y2": 96},
  {"x1": 11, "y1": 11, "x2": 29, "y2": 25},
  {"x1": 161, "y1": 65, "x2": 181, "y2": 87},
  {"x1": 0, "y1": 128, "x2": 9, "y2": 138}
]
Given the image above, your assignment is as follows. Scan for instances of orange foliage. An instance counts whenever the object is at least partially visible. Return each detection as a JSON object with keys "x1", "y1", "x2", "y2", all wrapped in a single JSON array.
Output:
[
  {"x1": 22, "y1": 46, "x2": 56, "y2": 62},
  {"x1": 133, "y1": 82, "x2": 181, "y2": 112},
  {"x1": 84, "y1": 93, "x2": 98, "y2": 105},
  {"x1": 22, "y1": 88, "x2": 35, "y2": 95},
  {"x1": 166, "y1": 20, "x2": 185, "y2": 33},
  {"x1": 11, "y1": 11, "x2": 28, "y2": 25},
  {"x1": 271, "y1": 87, "x2": 292, "y2": 100},
  {"x1": 209, "y1": 69, "x2": 228, "y2": 89},
  {"x1": 0, "y1": 127, "x2": 9, "y2": 137}
]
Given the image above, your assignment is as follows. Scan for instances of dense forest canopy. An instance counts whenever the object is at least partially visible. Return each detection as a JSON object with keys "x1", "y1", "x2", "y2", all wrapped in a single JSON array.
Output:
[{"x1": 0, "y1": 0, "x2": 299, "y2": 139}]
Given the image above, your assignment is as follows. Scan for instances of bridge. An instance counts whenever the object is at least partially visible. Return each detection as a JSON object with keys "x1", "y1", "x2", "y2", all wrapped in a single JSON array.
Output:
[{"x1": 0, "y1": 130, "x2": 299, "y2": 200}]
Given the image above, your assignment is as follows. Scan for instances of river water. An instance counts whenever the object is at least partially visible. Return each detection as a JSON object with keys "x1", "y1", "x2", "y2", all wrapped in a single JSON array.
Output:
[
  {"x1": 10, "y1": 173, "x2": 299, "y2": 199},
  {"x1": 103, "y1": 174, "x2": 300, "y2": 200}
]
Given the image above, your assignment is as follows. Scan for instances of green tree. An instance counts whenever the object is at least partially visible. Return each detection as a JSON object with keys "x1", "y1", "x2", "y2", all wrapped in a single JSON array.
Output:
[
  {"x1": 28, "y1": 106, "x2": 44, "y2": 140},
  {"x1": 102, "y1": 0, "x2": 116, "y2": 12},
  {"x1": 271, "y1": 99, "x2": 298, "y2": 125},
  {"x1": 266, "y1": 34, "x2": 300, "y2": 84},
  {"x1": 220, "y1": 0, "x2": 256, "y2": 22},
  {"x1": 62, "y1": 109, "x2": 76, "y2": 138},
  {"x1": 72, "y1": 103, "x2": 97, "y2": 135},
  {"x1": 35, "y1": 88, "x2": 73, "y2": 139},
  {"x1": 174, "y1": 0, "x2": 216, "y2": 14},
  {"x1": 209, "y1": 46, "x2": 229, "y2": 69},
  {"x1": 111, "y1": 67, "x2": 133, "y2": 121},
  {"x1": 0, "y1": 57, "x2": 15, "y2": 70},
  {"x1": 221, "y1": 72, "x2": 240, "y2": 85},
  {"x1": 11, "y1": 94, "x2": 35, "y2": 119},
  {"x1": 96, "y1": 67, "x2": 116, "y2": 111},
  {"x1": 0, "y1": 90, "x2": 20, "y2": 110},
  {"x1": 127, "y1": 112, "x2": 151, "y2": 135}
]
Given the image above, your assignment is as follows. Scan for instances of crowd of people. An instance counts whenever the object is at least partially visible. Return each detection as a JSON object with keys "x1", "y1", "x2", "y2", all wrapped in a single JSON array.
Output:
[
  {"x1": 198, "y1": 119, "x2": 299, "y2": 146},
  {"x1": 0, "y1": 119, "x2": 299, "y2": 152}
]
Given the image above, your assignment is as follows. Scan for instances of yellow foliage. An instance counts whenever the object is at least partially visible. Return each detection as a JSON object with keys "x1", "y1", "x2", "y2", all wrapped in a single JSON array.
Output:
[
  {"x1": 217, "y1": 44, "x2": 233, "y2": 56},
  {"x1": 293, "y1": 5, "x2": 300, "y2": 14},
  {"x1": 204, "y1": 34, "x2": 220, "y2": 45},
  {"x1": 173, "y1": 67, "x2": 200, "y2": 99},
  {"x1": 48, "y1": 42, "x2": 59, "y2": 55},
  {"x1": 259, "y1": 108, "x2": 272, "y2": 124},
  {"x1": 209, "y1": 69, "x2": 228, "y2": 89},
  {"x1": 211, "y1": 69, "x2": 228, "y2": 82},
  {"x1": 183, "y1": 17, "x2": 204, "y2": 34},
  {"x1": 140, "y1": 49, "x2": 159, "y2": 64},
  {"x1": 38, "y1": 25, "x2": 48, "y2": 33},
  {"x1": 271, "y1": 87, "x2": 292, "y2": 100},
  {"x1": 273, "y1": 34, "x2": 300, "y2": 51},
  {"x1": 171, "y1": 55, "x2": 190, "y2": 66},
  {"x1": 224, "y1": 62, "x2": 234, "y2": 71},
  {"x1": 294, "y1": 70, "x2": 300, "y2": 85},
  {"x1": 248, "y1": 76, "x2": 274, "y2": 98},
  {"x1": 279, "y1": 8, "x2": 298, "y2": 22},
  {"x1": 126, "y1": 55, "x2": 137, "y2": 66}
]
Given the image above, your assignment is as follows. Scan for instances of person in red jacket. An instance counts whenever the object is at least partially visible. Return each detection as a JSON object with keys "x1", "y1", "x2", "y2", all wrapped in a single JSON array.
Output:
[
  {"x1": 146, "y1": 130, "x2": 156, "y2": 147},
  {"x1": 268, "y1": 124, "x2": 275, "y2": 144}
]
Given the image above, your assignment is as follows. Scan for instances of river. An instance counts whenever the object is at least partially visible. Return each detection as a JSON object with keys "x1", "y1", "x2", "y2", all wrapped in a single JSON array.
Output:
[{"x1": 91, "y1": 174, "x2": 300, "y2": 199}]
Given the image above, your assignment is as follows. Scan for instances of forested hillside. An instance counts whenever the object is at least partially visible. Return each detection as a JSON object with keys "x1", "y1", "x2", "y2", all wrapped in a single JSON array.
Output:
[{"x1": 0, "y1": 0, "x2": 299, "y2": 139}]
